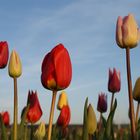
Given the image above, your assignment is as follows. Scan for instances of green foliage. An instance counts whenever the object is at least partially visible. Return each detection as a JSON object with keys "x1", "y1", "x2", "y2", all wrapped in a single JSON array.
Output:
[
  {"x1": 0, "y1": 115, "x2": 8, "y2": 140},
  {"x1": 82, "y1": 97, "x2": 88, "y2": 140},
  {"x1": 104, "y1": 99, "x2": 117, "y2": 140}
]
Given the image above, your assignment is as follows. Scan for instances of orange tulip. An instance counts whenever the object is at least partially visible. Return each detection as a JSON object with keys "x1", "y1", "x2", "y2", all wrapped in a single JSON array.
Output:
[
  {"x1": 41, "y1": 44, "x2": 72, "y2": 91},
  {"x1": 0, "y1": 41, "x2": 9, "y2": 68},
  {"x1": 27, "y1": 90, "x2": 42, "y2": 124}
]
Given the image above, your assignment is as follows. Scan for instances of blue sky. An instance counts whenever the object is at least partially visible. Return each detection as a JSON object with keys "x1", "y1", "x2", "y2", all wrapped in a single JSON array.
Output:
[{"x1": 0, "y1": 0, "x2": 140, "y2": 124}]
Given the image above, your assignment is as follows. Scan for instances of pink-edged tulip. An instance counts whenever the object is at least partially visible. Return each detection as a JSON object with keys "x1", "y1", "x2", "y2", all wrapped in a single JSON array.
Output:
[
  {"x1": 57, "y1": 105, "x2": 71, "y2": 128},
  {"x1": 108, "y1": 68, "x2": 121, "y2": 93},
  {"x1": 41, "y1": 44, "x2": 72, "y2": 91},
  {"x1": 97, "y1": 93, "x2": 107, "y2": 113},
  {"x1": 116, "y1": 13, "x2": 140, "y2": 49},
  {"x1": 8, "y1": 50, "x2": 22, "y2": 78},
  {"x1": 0, "y1": 41, "x2": 9, "y2": 68},
  {"x1": 27, "y1": 90, "x2": 42, "y2": 124},
  {"x1": 0, "y1": 111, "x2": 10, "y2": 126}
]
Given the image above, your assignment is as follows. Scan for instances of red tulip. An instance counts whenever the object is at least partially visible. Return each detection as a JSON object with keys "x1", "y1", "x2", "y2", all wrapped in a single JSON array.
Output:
[
  {"x1": 97, "y1": 93, "x2": 107, "y2": 113},
  {"x1": 57, "y1": 105, "x2": 71, "y2": 128},
  {"x1": 41, "y1": 44, "x2": 72, "y2": 91},
  {"x1": 27, "y1": 90, "x2": 42, "y2": 123},
  {"x1": 0, "y1": 111, "x2": 10, "y2": 126},
  {"x1": 0, "y1": 41, "x2": 9, "y2": 68},
  {"x1": 108, "y1": 68, "x2": 121, "y2": 93}
]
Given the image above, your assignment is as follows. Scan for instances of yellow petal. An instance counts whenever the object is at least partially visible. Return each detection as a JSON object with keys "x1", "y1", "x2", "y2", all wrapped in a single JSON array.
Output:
[
  {"x1": 87, "y1": 104, "x2": 97, "y2": 134},
  {"x1": 133, "y1": 77, "x2": 140, "y2": 102},
  {"x1": 8, "y1": 50, "x2": 22, "y2": 78},
  {"x1": 122, "y1": 14, "x2": 139, "y2": 48},
  {"x1": 57, "y1": 91, "x2": 68, "y2": 110}
]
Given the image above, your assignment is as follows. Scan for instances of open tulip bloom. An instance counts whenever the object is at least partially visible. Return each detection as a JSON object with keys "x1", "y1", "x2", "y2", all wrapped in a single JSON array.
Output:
[
  {"x1": 41, "y1": 43, "x2": 72, "y2": 140},
  {"x1": 116, "y1": 13, "x2": 140, "y2": 140}
]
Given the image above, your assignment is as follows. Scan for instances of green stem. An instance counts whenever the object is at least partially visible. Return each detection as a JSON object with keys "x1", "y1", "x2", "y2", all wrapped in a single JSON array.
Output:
[
  {"x1": 98, "y1": 112, "x2": 102, "y2": 132},
  {"x1": 47, "y1": 91, "x2": 57, "y2": 140},
  {"x1": 126, "y1": 47, "x2": 136, "y2": 140},
  {"x1": 110, "y1": 93, "x2": 114, "y2": 112},
  {"x1": 136, "y1": 102, "x2": 140, "y2": 128},
  {"x1": 13, "y1": 78, "x2": 18, "y2": 140},
  {"x1": 30, "y1": 124, "x2": 34, "y2": 140}
]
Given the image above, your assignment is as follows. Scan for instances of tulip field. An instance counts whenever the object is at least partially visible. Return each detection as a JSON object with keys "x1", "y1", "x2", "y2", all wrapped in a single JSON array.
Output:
[{"x1": 0, "y1": 13, "x2": 140, "y2": 140}]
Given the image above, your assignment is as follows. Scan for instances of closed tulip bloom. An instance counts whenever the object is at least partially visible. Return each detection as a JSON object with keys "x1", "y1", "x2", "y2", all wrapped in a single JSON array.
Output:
[
  {"x1": 27, "y1": 90, "x2": 42, "y2": 123},
  {"x1": 97, "y1": 93, "x2": 107, "y2": 113},
  {"x1": 41, "y1": 44, "x2": 72, "y2": 91},
  {"x1": 116, "y1": 14, "x2": 140, "y2": 49},
  {"x1": 57, "y1": 105, "x2": 71, "y2": 128},
  {"x1": 34, "y1": 121, "x2": 46, "y2": 139},
  {"x1": 0, "y1": 41, "x2": 9, "y2": 68},
  {"x1": 8, "y1": 50, "x2": 22, "y2": 78},
  {"x1": 57, "y1": 91, "x2": 68, "y2": 110},
  {"x1": 108, "y1": 68, "x2": 121, "y2": 93},
  {"x1": 0, "y1": 111, "x2": 10, "y2": 126},
  {"x1": 87, "y1": 104, "x2": 97, "y2": 135},
  {"x1": 133, "y1": 77, "x2": 140, "y2": 102}
]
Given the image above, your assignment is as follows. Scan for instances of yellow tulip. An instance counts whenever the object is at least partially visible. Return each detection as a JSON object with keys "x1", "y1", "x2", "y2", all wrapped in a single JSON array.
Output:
[
  {"x1": 87, "y1": 104, "x2": 97, "y2": 134},
  {"x1": 133, "y1": 77, "x2": 140, "y2": 102},
  {"x1": 8, "y1": 50, "x2": 22, "y2": 78},
  {"x1": 34, "y1": 122, "x2": 46, "y2": 139},
  {"x1": 116, "y1": 14, "x2": 139, "y2": 49},
  {"x1": 57, "y1": 91, "x2": 68, "y2": 110}
]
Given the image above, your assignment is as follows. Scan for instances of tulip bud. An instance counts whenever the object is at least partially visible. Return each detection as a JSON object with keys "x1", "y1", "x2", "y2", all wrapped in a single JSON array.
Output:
[
  {"x1": 97, "y1": 93, "x2": 107, "y2": 113},
  {"x1": 108, "y1": 68, "x2": 121, "y2": 93},
  {"x1": 0, "y1": 41, "x2": 9, "y2": 68},
  {"x1": 116, "y1": 14, "x2": 140, "y2": 49},
  {"x1": 57, "y1": 91, "x2": 68, "y2": 110},
  {"x1": 34, "y1": 121, "x2": 46, "y2": 139},
  {"x1": 8, "y1": 50, "x2": 22, "y2": 78},
  {"x1": 57, "y1": 105, "x2": 71, "y2": 128},
  {"x1": 133, "y1": 77, "x2": 140, "y2": 102},
  {"x1": 27, "y1": 90, "x2": 43, "y2": 123},
  {"x1": 41, "y1": 44, "x2": 72, "y2": 91},
  {"x1": 87, "y1": 104, "x2": 97, "y2": 135},
  {"x1": 0, "y1": 111, "x2": 10, "y2": 126}
]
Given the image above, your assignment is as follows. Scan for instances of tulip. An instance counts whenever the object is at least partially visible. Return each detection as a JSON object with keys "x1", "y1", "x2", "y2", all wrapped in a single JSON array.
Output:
[
  {"x1": 133, "y1": 77, "x2": 140, "y2": 127},
  {"x1": 0, "y1": 111, "x2": 10, "y2": 126},
  {"x1": 0, "y1": 41, "x2": 9, "y2": 68},
  {"x1": 57, "y1": 105, "x2": 71, "y2": 128},
  {"x1": 34, "y1": 122, "x2": 46, "y2": 140},
  {"x1": 133, "y1": 77, "x2": 140, "y2": 102},
  {"x1": 87, "y1": 104, "x2": 97, "y2": 135},
  {"x1": 27, "y1": 90, "x2": 42, "y2": 124},
  {"x1": 97, "y1": 93, "x2": 107, "y2": 113},
  {"x1": 41, "y1": 43, "x2": 72, "y2": 91},
  {"x1": 41, "y1": 44, "x2": 72, "y2": 140},
  {"x1": 116, "y1": 14, "x2": 140, "y2": 49},
  {"x1": 108, "y1": 68, "x2": 121, "y2": 93},
  {"x1": 8, "y1": 50, "x2": 22, "y2": 78},
  {"x1": 57, "y1": 91, "x2": 68, "y2": 110}
]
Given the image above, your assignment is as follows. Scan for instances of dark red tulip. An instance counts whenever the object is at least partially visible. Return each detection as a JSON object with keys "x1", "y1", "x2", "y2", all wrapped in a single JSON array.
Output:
[
  {"x1": 0, "y1": 41, "x2": 9, "y2": 68},
  {"x1": 41, "y1": 44, "x2": 72, "y2": 91},
  {"x1": 57, "y1": 105, "x2": 71, "y2": 128},
  {"x1": 97, "y1": 93, "x2": 107, "y2": 113},
  {"x1": 0, "y1": 111, "x2": 10, "y2": 126},
  {"x1": 108, "y1": 68, "x2": 121, "y2": 93},
  {"x1": 27, "y1": 90, "x2": 42, "y2": 123}
]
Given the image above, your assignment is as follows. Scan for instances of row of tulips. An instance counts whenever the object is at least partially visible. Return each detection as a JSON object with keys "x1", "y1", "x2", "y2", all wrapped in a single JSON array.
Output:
[{"x1": 0, "y1": 13, "x2": 140, "y2": 140}]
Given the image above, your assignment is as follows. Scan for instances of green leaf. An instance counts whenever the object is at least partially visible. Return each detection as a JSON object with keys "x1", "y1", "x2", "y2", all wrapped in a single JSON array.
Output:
[
  {"x1": 0, "y1": 115, "x2": 8, "y2": 140},
  {"x1": 82, "y1": 97, "x2": 89, "y2": 140},
  {"x1": 104, "y1": 99, "x2": 117, "y2": 140},
  {"x1": 101, "y1": 115, "x2": 107, "y2": 128}
]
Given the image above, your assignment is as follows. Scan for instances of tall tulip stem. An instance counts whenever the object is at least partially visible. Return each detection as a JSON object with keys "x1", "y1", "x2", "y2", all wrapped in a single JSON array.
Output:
[
  {"x1": 47, "y1": 90, "x2": 57, "y2": 140},
  {"x1": 13, "y1": 78, "x2": 18, "y2": 140},
  {"x1": 126, "y1": 47, "x2": 136, "y2": 139},
  {"x1": 136, "y1": 102, "x2": 140, "y2": 128},
  {"x1": 110, "y1": 93, "x2": 114, "y2": 112},
  {"x1": 98, "y1": 112, "x2": 102, "y2": 132}
]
